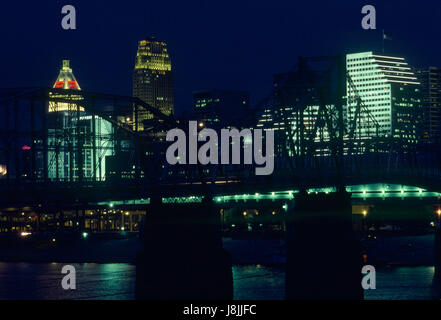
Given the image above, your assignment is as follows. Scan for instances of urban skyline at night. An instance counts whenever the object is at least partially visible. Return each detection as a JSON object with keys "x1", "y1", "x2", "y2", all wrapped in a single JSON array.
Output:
[
  {"x1": 2, "y1": 0, "x2": 441, "y2": 306},
  {"x1": 1, "y1": 1, "x2": 441, "y2": 116}
]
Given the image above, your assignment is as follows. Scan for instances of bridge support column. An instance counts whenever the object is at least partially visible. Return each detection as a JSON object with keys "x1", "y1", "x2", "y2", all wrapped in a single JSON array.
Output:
[
  {"x1": 136, "y1": 196, "x2": 233, "y2": 300},
  {"x1": 434, "y1": 211, "x2": 441, "y2": 282},
  {"x1": 286, "y1": 190, "x2": 363, "y2": 300}
]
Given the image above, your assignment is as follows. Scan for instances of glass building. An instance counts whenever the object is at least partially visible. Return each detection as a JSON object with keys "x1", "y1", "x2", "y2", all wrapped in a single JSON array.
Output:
[
  {"x1": 346, "y1": 52, "x2": 422, "y2": 143},
  {"x1": 132, "y1": 37, "x2": 174, "y2": 131}
]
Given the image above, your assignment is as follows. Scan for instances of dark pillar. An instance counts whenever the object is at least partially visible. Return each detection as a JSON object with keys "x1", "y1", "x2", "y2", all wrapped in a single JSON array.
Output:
[
  {"x1": 286, "y1": 190, "x2": 363, "y2": 300},
  {"x1": 434, "y1": 211, "x2": 441, "y2": 281},
  {"x1": 136, "y1": 196, "x2": 233, "y2": 300}
]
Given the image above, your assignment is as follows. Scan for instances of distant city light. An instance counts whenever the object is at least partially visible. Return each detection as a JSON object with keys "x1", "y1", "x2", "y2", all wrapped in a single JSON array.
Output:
[
  {"x1": 0, "y1": 164, "x2": 6, "y2": 176},
  {"x1": 82, "y1": 232, "x2": 88, "y2": 239}
]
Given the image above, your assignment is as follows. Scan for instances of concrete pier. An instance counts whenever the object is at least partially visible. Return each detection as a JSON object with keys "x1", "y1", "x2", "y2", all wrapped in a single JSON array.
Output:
[
  {"x1": 285, "y1": 190, "x2": 364, "y2": 300},
  {"x1": 136, "y1": 196, "x2": 233, "y2": 300},
  {"x1": 434, "y1": 211, "x2": 441, "y2": 282}
]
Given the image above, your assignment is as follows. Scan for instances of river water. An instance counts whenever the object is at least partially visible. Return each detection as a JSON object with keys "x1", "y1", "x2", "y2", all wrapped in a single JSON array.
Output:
[{"x1": 0, "y1": 262, "x2": 438, "y2": 300}]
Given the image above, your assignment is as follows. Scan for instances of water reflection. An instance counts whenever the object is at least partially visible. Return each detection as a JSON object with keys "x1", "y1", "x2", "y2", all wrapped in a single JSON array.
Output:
[{"x1": 0, "y1": 263, "x2": 439, "y2": 300}]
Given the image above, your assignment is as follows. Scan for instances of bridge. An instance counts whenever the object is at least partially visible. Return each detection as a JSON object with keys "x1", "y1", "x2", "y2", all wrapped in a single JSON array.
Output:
[{"x1": 1, "y1": 56, "x2": 441, "y2": 299}]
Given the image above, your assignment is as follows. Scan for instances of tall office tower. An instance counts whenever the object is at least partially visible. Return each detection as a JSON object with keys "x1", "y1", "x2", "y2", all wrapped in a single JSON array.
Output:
[
  {"x1": 49, "y1": 59, "x2": 83, "y2": 112},
  {"x1": 132, "y1": 37, "x2": 174, "y2": 131},
  {"x1": 256, "y1": 62, "x2": 333, "y2": 157},
  {"x1": 47, "y1": 60, "x2": 113, "y2": 181},
  {"x1": 415, "y1": 67, "x2": 441, "y2": 143},
  {"x1": 192, "y1": 90, "x2": 249, "y2": 127},
  {"x1": 346, "y1": 52, "x2": 422, "y2": 143}
]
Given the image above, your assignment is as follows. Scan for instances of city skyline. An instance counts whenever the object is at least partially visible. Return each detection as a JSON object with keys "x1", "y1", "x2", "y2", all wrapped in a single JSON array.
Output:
[
  {"x1": 1, "y1": 0, "x2": 441, "y2": 116},
  {"x1": 2, "y1": 1, "x2": 441, "y2": 303}
]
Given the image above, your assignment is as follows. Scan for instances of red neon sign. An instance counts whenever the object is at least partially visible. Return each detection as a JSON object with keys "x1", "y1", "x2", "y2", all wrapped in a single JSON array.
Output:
[
  {"x1": 55, "y1": 81, "x2": 64, "y2": 88},
  {"x1": 68, "y1": 81, "x2": 77, "y2": 88}
]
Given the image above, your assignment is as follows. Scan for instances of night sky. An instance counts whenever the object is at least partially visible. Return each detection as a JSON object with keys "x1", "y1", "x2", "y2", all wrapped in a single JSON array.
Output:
[{"x1": 1, "y1": 0, "x2": 440, "y2": 115}]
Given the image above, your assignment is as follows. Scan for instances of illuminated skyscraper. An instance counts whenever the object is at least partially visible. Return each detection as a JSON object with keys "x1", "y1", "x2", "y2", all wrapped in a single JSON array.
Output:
[
  {"x1": 48, "y1": 60, "x2": 113, "y2": 181},
  {"x1": 133, "y1": 37, "x2": 174, "y2": 131},
  {"x1": 346, "y1": 52, "x2": 422, "y2": 143},
  {"x1": 49, "y1": 59, "x2": 83, "y2": 112}
]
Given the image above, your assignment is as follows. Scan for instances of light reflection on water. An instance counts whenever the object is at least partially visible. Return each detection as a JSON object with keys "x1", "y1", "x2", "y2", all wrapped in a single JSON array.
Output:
[{"x1": 0, "y1": 262, "x2": 438, "y2": 300}]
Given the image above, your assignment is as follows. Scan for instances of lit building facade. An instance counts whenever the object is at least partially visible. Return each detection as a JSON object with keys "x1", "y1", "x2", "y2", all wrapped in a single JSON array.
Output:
[
  {"x1": 47, "y1": 60, "x2": 113, "y2": 181},
  {"x1": 49, "y1": 60, "x2": 83, "y2": 112},
  {"x1": 415, "y1": 66, "x2": 441, "y2": 143},
  {"x1": 346, "y1": 52, "x2": 422, "y2": 143},
  {"x1": 133, "y1": 37, "x2": 174, "y2": 131}
]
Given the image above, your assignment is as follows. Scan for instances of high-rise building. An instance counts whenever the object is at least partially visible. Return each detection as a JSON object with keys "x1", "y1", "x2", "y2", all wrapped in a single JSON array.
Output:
[
  {"x1": 346, "y1": 52, "x2": 422, "y2": 143},
  {"x1": 49, "y1": 59, "x2": 83, "y2": 112},
  {"x1": 47, "y1": 60, "x2": 113, "y2": 181},
  {"x1": 192, "y1": 90, "x2": 249, "y2": 127},
  {"x1": 132, "y1": 37, "x2": 174, "y2": 131},
  {"x1": 415, "y1": 67, "x2": 441, "y2": 143},
  {"x1": 256, "y1": 64, "x2": 333, "y2": 157}
]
